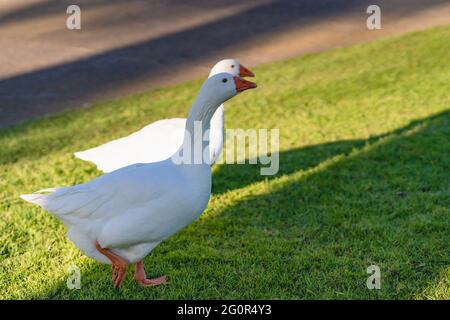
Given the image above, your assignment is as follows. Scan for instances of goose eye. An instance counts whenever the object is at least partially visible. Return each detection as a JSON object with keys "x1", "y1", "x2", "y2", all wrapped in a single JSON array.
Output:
[
  {"x1": 231, "y1": 65, "x2": 235, "y2": 68},
  {"x1": 222, "y1": 78, "x2": 228, "y2": 83}
]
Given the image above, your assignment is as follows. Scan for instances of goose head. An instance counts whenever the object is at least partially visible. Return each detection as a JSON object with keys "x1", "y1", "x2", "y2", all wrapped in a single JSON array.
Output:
[
  {"x1": 186, "y1": 73, "x2": 256, "y2": 128},
  {"x1": 209, "y1": 59, "x2": 255, "y2": 78},
  {"x1": 179, "y1": 73, "x2": 256, "y2": 165},
  {"x1": 197, "y1": 73, "x2": 257, "y2": 109}
]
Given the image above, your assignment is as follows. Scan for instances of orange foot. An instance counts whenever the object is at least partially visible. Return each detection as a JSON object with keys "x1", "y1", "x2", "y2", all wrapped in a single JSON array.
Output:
[
  {"x1": 95, "y1": 241, "x2": 128, "y2": 288},
  {"x1": 134, "y1": 260, "x2": 167, "y2": 287}
]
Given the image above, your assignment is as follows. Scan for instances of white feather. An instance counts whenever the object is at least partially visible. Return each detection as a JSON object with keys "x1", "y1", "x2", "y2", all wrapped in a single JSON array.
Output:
[
  {"x1": 73, "y1": 59, "x2": 244, "y2": 172},
  {"x1": 20, "y1": 72, "x2": 247, "y2": 265}
]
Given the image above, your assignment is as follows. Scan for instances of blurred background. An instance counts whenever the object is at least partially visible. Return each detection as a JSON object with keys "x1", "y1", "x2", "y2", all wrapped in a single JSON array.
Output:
[{"x1": 1, "y1": 0, "x2": 449, "y2": 127}]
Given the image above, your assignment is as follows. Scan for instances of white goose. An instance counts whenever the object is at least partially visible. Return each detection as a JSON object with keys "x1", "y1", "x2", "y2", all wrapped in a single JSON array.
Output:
[
  {"x1": 21, "y1": 73, "x2": 257, "y2": 288},
  {"x1": 74, "y1": 59, "x2": 254, "y2": 171}
]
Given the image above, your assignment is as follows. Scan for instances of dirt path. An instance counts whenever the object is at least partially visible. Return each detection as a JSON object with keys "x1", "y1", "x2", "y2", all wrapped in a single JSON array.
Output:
[{"x1": 0, "y1": 0, "x2": 449, "y2": 128}]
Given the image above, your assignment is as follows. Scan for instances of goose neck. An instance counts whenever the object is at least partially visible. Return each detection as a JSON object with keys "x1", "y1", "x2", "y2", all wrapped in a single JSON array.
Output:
[{"x1": 176, "y1": 96, "x2": 220, "y2": 165}]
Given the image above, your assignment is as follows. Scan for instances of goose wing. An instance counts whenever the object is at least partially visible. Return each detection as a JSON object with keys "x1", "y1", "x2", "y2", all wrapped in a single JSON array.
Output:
[{"x1": 74, "y1": 118, "x2": 186, "y2": 172}]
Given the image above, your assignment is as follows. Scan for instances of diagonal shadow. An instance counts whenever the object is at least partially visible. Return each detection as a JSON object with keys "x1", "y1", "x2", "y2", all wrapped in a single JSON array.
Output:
[
  {"x1": 4, "y1": 0, "x2": 448, "y2": 127},
  {"x1": 0, "y1": 0, "x2": 366, "y2": 126},
  {"x1": 27, "y1": 110, "x2": 449, "y2": 299},
  {"x1": 212, "y1": 110, "x2": 450, "y2": 195}
]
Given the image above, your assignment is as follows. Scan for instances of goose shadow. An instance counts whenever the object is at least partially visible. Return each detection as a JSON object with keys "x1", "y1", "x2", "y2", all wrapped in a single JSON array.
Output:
[{"x1": 29, "y1": 110, "x2": 449, "y2": 299}]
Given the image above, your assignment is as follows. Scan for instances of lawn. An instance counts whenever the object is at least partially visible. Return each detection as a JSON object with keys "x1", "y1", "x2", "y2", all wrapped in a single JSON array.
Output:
[{"x1": 0, "y1": 26, "x2": 449, "y2": 299}]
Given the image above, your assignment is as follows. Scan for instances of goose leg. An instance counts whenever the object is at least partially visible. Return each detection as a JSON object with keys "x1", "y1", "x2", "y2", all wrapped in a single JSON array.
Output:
[
  {"x1": 134, "y1": 261, "x2": 166, "y2": 287},
  {"x1": 95, "y1": 241, "x2": 128, "y2": 288}
]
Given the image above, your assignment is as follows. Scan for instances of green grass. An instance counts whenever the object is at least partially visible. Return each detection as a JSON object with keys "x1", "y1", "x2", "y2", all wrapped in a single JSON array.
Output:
[{"x1": 1, "y1": 26, "x2": 449, "y2": 299}]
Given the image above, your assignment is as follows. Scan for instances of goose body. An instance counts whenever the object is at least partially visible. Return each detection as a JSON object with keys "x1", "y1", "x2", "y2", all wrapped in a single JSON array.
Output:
[
  {"x1": 21, "y1": 73, "x2": 257, "y2": 287},
  {"x1": 24, "y1": 159, "x2": 211, "y2": 264},
  {"x1": 74, "y1": 59, "x2": 254, "y2": 172}
]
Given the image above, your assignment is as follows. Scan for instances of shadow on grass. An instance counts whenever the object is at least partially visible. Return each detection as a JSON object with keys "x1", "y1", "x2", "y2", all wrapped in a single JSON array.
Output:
[
  {"x1": 30, "y1": 110, "x2": 449, "y2": 299},
  {"x1": 212, "y1": 110, "x2": 450, "y2": 195}
]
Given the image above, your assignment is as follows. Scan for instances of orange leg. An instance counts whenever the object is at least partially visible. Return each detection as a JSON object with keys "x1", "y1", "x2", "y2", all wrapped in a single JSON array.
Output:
[
  {"x1": 95, "y1": 241, "x2": 128, "y2": 288},
  {"x1": 134, "y1": 261, "x2": 166, "y2": 287}
]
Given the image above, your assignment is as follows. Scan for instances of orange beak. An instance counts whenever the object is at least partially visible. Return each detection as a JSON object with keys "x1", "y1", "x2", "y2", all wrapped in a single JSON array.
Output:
[
  {"x1": 234, "y1": 76, "x2": 257, "y2": 92},
  {"x1": 239, "y1": 64, "x2": 255, "y2": 77}
]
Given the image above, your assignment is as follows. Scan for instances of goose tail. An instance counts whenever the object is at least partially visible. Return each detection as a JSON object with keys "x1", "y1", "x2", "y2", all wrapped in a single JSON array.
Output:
[
  {"x1": 73, "y1": 150, "x2": 91, "y2": 162},
  {"x1": 20, "y1": 188, "x2": 59, "y2": 206}
]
